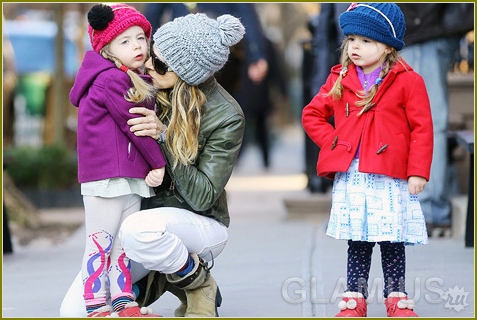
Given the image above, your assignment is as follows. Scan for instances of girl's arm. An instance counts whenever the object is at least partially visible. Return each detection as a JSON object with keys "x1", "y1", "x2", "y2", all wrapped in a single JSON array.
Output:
[
  {"x1": 104, "y1": 74, "x2": 166, "y2": 170},
  {"x1": 302, "y1": 75, "x2": 336, "y2": 148},
  {"x1": 404, "y1": 74, "x2": 434, "y2": 181}
]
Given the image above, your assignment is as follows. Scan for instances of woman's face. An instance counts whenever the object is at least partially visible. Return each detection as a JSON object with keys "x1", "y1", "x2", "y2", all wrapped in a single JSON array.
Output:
[{"x1": 145, "y1": 42, "x2": 179, "y2": 89}]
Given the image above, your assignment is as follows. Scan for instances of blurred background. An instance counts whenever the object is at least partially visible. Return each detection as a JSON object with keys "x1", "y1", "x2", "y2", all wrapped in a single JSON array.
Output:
[{"x1": 2, "y1": 3, "x2": 474, "y2": 249}]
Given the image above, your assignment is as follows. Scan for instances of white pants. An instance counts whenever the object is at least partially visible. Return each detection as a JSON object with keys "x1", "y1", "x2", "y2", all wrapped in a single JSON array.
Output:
[{"x1": 59, "y1": 207, "x2": 228, "y2": 317}]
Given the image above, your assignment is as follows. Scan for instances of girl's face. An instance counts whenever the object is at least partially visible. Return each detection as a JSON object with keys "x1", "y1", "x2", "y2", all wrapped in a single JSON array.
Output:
[
  {"x1": 346, "y1": 35, "x2": 391, "y2": 73},
  {"x1": 144, "y1": 43, "x2": 179, "y2": 89},
  {"x1": 109, "y1": 26, "x2": 148, "y2": 71}
]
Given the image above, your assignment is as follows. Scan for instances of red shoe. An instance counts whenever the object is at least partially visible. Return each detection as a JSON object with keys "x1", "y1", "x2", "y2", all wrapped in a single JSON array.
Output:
[
  {"x1": 335, "y1": 292, "x2": 367, "y2": 317},
  {"x1": 385, "y1": 293, "x2": 418, "y2": 317},
  {"x1": 115, "y1": 302, "x2": 161, "y2": 317},
  {"x1": 87, "y1": 306, "x2": 112, "y2": 317}
]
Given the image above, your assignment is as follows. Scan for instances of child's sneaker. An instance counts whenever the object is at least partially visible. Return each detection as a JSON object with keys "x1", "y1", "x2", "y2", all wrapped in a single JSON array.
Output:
[
  {"x1": 335, "y1": 292, "x2": 367, "y2": 317},
  {"x1": 113, "y1": 302, "x2": 161, "y2": 317},
  {"x1": 87, "y1": 306, "x2": 112, "y2": 317},
  {"x1": 385, "y1": 292, "x2": 418, "y2": 317}
]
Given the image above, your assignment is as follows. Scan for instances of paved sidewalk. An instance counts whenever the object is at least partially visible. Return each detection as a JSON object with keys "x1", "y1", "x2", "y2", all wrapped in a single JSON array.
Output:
[{"x1": 2, "y1": 125, "x2": 474, "y2": 318}]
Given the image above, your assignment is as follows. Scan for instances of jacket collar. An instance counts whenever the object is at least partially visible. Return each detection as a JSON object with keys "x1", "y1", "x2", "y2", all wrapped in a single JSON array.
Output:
[
  {"x1": 198, "y1": 77, "x2": 217, "y2": 95},
  {"x1": 332, "y1": 58, "x2": 413, "y2": 79},
  {"x1": 336, "y1": 58, "x2": 413, "y2": 98}
]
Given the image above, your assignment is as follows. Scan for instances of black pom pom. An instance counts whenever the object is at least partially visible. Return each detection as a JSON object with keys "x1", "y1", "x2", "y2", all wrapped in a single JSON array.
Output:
[{"x1": 88, "y1": 4, "x2": 114, "y2": 31}]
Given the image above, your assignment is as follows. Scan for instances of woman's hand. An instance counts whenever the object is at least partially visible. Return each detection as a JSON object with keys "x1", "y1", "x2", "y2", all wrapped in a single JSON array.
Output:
[
  {"x1": 408, "y1": 176, "x2": 427, "y2": 195},
  {"x1": 128, "y1": 107, "x2": 162, "y2": 140},
  {"x1": 145, "y1": 167, "x2": 165, "y2": 187}
]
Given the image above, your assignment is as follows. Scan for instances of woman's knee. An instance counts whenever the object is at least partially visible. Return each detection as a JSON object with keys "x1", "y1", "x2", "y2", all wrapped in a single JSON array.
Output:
[{"x1": 119, "y1": 209, "x2": 166, "y2": 245}]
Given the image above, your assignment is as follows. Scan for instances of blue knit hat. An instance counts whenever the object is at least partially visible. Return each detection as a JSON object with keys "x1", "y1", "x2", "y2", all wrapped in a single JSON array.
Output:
[
  {"x1": 339, "y1": 3, "x2": 406, "y2": 51},
  {"x1": 153, "y1": 13, "x2": 245, "y2": 86}
]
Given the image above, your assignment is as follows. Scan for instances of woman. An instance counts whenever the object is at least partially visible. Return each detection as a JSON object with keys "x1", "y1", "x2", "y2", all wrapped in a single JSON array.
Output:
[{"x1": 60, "y1": 12, "x2": 245, "y2": 317}]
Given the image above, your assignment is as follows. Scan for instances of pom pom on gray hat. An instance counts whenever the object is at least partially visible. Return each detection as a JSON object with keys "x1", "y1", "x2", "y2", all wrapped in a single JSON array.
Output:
[
  {"x1": 153, "y1": 13, "x2": 245, "y2": 86},
  {"x1": 217, "y1": 14, "x2": 245, "y2": 47}
]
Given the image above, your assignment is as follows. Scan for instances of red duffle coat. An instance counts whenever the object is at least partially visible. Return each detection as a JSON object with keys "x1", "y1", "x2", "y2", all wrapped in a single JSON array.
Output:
[{"x1": 302, "y1": 59, "x2": 433, "y2": 181}]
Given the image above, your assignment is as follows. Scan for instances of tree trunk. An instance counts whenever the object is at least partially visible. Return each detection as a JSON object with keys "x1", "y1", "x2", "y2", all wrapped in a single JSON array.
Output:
[{"x1": 3, "y1": 171, "x2": 40, "y2": 228}]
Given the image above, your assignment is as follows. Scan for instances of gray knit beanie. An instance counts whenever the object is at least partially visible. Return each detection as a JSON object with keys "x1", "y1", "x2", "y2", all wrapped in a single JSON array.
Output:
[{"x1": 153, "y1": 13, "x2": 245, "y2": 86}]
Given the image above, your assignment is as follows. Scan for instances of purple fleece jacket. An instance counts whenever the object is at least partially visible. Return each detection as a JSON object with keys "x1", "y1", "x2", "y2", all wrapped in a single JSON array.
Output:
[{"x1": 70, "y1": 50, "x2": 166, "y2": 183}]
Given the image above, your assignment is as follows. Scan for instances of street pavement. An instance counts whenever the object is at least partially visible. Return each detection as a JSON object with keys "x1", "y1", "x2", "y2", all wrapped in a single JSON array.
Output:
[{"x1": 2, "y1": 124, "x2": 474, "y2": 318}]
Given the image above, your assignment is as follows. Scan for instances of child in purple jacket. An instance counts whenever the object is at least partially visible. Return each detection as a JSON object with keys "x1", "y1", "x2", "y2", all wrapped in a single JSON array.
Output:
[{"x1": 68, "y1": 3, "x2": 165, "y2": 317}]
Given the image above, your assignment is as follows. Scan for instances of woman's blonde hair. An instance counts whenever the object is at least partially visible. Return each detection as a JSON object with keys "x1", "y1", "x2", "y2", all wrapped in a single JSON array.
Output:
[
  {"x1": 155, "y1": 78, "x2": 207, "y2": 169},
  {"x1": 327, "y1": 36, "x2": 402, "y2": 116},
  {"x1": 100, "y1": 44, "x2": 156, "y2": 103}
]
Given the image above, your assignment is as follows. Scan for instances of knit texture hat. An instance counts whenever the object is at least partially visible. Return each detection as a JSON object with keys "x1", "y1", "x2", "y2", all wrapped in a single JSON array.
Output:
[
  {"x1": 339, "y1": 3, "x2": 405, "y2": 51},
  {"x1": 88, "y1": 3, "x2": 152, "y2": 52},
  {"x1": 153, "y1": 13, "x2": 245, "y2": 86}
]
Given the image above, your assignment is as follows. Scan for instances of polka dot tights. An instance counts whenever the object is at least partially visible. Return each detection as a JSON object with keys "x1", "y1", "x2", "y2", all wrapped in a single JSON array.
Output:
[{"x1": 345, "y1": 240, "x2": 406, "y2": 299}]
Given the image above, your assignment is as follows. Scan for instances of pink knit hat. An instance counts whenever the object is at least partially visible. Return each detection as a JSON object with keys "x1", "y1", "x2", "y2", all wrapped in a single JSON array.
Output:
[{"x1": 87, "y1": 3, "x2": 152, "y2": 52}]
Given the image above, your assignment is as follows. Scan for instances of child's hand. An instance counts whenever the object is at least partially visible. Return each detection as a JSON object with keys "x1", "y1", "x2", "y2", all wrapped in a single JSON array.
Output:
[
  {"x1": 145, "y1": 167, "x2": 166, "y2": 187},
  {"x1": 408, "y1": 176, "x2": 427, "y2": 195}
]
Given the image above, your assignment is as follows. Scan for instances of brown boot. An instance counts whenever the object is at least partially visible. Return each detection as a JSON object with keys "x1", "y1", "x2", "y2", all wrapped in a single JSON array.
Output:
[
  {"x1": 134, "y1": 271, "x2": 168, "y2": 308},
  {"x1": 184, "y1": 274, "x2": 222, "y2": 317},
  {"x1": 166, "y1": 253, "x2": 222, "y2": 317},
  {"x1": 167, "y1": 283, "x2": 188, "y2": 317},
  {"x1": 134, "y1": 271, "x2": 189, "y2": 317}
]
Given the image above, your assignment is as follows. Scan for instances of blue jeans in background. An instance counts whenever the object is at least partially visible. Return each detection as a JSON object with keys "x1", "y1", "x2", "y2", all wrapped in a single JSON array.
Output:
[{"x1": 400, "y1": 36, "x2": 462, "y2": 227}]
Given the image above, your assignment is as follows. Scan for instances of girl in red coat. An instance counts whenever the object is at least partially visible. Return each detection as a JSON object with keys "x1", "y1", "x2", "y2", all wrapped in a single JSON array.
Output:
[{"x1": 302, "y1": 3, "x2": 433, "y2": 317}]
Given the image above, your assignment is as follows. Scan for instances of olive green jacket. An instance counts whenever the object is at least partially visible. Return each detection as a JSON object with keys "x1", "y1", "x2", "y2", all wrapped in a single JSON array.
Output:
[{"x1": 141, "y1": 77, "x2": 245, "y2": 227}]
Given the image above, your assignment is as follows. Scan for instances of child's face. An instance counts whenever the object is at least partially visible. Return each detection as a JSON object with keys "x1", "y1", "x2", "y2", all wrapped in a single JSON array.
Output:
[
  {"x1": 109, "y1": 26, "x2": 148, "y2": 71},
  {"x1": 346, "y1": 35, "x2": 391, "y2": 73}
]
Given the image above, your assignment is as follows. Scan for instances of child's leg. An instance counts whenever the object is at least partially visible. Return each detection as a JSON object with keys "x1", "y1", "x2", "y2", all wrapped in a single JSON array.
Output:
[
  {"x1": 346, "y1": 240, "x2": 375, "y2": 298},
  {"x1": 59, "y1": 263, "x2": 151, "y2": 317},
  {"x1": 379, "y1": 241, "x2": 406, "y2": 298},
  {"x1": 336, "y1": 240, "x2": 375, "y2": 317},
  {"x1": 82, "y1": 194, "x2": 140, "y2": 314},
  {"x1": 107, "y1": 195, "x2": 142, "y2": 312},
  {"x1": 379, "y1": 241, "x2": 418, "y2": 317}
]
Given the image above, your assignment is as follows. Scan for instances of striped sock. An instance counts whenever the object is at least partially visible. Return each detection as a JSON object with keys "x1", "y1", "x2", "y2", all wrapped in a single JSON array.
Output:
[
  {"x1": 85, "y1": 298, "x2": 108, "y2": 314},
  {"x1": 112, "y1": 294, "x2": 135, "y2": 312}
]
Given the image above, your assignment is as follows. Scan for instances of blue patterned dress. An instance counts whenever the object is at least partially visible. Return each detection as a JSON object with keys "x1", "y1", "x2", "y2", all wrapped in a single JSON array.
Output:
[{"x1": 326, "y1": 159, "x2": 429, "y2": 245}]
